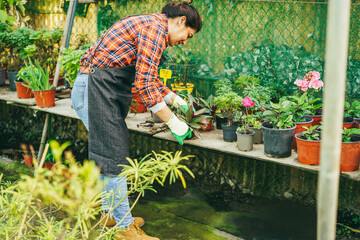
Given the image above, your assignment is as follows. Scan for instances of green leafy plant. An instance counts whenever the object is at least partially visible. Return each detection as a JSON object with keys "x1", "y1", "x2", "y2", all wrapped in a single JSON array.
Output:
[
  {"x1": 263, "y1": 99, "x2": 294, "y2": 129},
  {"x1": 60, "y1": 46, "x2": 86, "y2": 88},
  {"x1": 342, "y1": 128, "x2": 360, "y2": 143},
  {"x1": 234, "y1": 75, "x2": 260, "y2": 94},
  {"x1": 0, "y1": 0, "x2": 30, "y2": 27},
  {"x1": 0, "y1": 140, "x2": 194, "y2": 239},
  {"x1": 0, "y1": 26, "x2": 36, "y2": 70},
  {"x1": 165, "y1": 46, "x2": 196, "y2": 86},
  {"x1": 301, "y1": 125, "x2": 321, "y2": 141},
  {"x1": 214, "y1": 78, "x2": 233, "y2": 96},
  {"x1": 344, "y1": 100, "x2": 360, "y2": 119},
  {"x1": 246, "y1": 113, "x2": 262, "y2": 129},
  {"x1": 174, "y1": 94, "x2": 212, "y2": 139},
  {"x1": 17, "y1": 58, "x2": 53, "y2": 91},
  {"x1": 243, "y1": 84, "x2": 272, "y2": 111},
  {"x1": 238, "y1": 97, "x2": 255, "y2": 134},
  {"x1": 214, "y1": 91, "x2": 243, "y2": 126},
  {"x1": 287, "y1": 93, "x2": 314, "y2": 122},
  {"x1": 197, "y1": 94, "x2": 217, "y2": 119},
  {"x1": 21, "y1": 28, "x2": 63, "y2": 77},
  {"x1": 222, "y1": 41, "x2": 324, "y2": 99}
]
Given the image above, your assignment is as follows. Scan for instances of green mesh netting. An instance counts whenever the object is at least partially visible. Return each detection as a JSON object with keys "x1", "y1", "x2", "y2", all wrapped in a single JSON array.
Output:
[
  {"x1": 94, "y1": 0, "x2": 360, "y2": 100},
  {"x1": 23, "y1": 0, "x2": 360, "y2": 100}
]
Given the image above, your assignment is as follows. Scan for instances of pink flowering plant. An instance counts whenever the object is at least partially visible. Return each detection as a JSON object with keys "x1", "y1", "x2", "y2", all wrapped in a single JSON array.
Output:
[
  {"x1": 238, "y1": 97, "x2": 255, "y2": 134},
  {"x1": 290, "y1": 71, "x2": 324, "y2": 120},
  {"x1": 294, "y1": 71, "x2": 323, "y2": 92}
]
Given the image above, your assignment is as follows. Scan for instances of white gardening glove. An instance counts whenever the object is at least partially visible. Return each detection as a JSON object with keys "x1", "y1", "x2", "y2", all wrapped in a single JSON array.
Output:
[
  {"x1": 166, "y1": 114, "x2": 192, "y2": 145},
  {"x1": 172, "y1": 95, "x2": 188, "y2": 111},
  {"x1": 166, "y1": 114, "x2": 189, "y2": 135}
]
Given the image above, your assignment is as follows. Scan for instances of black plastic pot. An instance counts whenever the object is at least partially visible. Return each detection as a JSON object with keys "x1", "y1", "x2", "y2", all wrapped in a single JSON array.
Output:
[
  {"x1": 8, "y1": 70, "x2": 18, "y2": 91},
  {"x1": 261, "y1": 122, "x2": 296, "y2": 158},
  {"x1": 216, "y1": 116, "x2": 228, "y2": 129},
  {"x1": 221, "y1": 122, "x2": 240, "y2": 142},
  {"x1": 0, "y1": 68, "x2": 6, "y2": 86}
]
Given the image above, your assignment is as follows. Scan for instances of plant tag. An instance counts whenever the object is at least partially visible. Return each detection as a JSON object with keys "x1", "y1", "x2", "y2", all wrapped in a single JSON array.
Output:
[
  {"x1": 160, "y1": 69, "x2": 172, "y2": 79},
  {"x1": 160, "y1": 69, "x2": 172, "y2": 86}
]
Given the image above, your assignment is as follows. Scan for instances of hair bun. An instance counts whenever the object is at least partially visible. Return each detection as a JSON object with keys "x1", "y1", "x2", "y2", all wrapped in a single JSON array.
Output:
[{"x1": 183, "y1": 0, "x2": 193, "y2": 4}]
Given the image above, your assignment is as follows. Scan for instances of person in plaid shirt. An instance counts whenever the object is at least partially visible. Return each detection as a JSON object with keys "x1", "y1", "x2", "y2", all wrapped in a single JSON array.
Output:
[{"x1": 71, "y1": 1, "x2": 202, "y2": 239}]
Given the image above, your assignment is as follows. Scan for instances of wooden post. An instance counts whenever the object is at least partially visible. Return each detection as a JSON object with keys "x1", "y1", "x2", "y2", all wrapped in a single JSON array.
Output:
[
  {"x1": 37, "y1": 0, "x2": 78, "y2": 163},
  {"x1": 317, "y1": 1, "x2": 351, "y2": 240},
  {"x1": 53, "y1": 0, "x2": 78, "y2": 88}
]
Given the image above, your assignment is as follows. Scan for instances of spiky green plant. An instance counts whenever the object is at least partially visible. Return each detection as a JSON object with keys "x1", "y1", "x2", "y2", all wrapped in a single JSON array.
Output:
[{"x1": 0, "y1": 141, "x2": 195, "y2": 240}]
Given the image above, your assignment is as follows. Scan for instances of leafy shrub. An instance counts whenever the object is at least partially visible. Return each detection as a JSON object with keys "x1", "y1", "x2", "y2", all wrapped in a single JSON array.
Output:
[{"x1": 0, "y1": 141, "x2": 194, "y2": 239}]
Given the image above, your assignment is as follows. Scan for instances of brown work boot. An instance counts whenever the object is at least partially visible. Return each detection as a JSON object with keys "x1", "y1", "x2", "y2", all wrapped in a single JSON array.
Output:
[
  {"x1": 100, "y1": 213, "x2": 145, "y2": 228},
  {"x1": 115, "y1": 222, "x2": 159, "y2": 240}
]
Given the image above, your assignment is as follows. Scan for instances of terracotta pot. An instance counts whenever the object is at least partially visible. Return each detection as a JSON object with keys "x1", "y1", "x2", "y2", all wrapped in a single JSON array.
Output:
[
  {"x1": 340, "y1": 141, "x2": 360, "y2": 172},
  {"x1": 33, "y1": 89, "x2": 56, "y2": 108},
  {"x1": 201, "y1": 118, "x2": 213, "y2": 131},
  {"x1": 23, "y1": 155, "x2": 34, "y2": 166},
  {"x1": 305, "y1": 115, "x2": 322, "y2": 126},
  {"x1": 44, "y1": 162, "x2": 55, "y2": 170},
  {"x1": 293, "y1": 117, "x2": 313, "y2": 149},
  {"x1": 49, "y1": 76, "x2": 65, "y2": 86},
  {"x1": 343, "y1": 117, "x2": 354, "y2": 129},
  {"x1": 15, "y1": 81, "x2": 34, "y2": 98},
  {"x1": 130, "y1": 89, "x2": 147, "y2": 113},
  {"x1": 295, "y1": 132, "x2": 320, "y2": 165}
]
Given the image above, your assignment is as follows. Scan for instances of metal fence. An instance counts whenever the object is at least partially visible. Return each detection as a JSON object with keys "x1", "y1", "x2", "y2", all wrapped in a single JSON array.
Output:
[{"x1": 24, "y1": 0, "x2": 360, "y2": 99}]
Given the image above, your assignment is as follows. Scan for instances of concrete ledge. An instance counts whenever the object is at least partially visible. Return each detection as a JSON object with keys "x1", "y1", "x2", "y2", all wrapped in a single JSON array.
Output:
[{"x1": 1, "y1": 87, "x2": 359, "y2": 181}]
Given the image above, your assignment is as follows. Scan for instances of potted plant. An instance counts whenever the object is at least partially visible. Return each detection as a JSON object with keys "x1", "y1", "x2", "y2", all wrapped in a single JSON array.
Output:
[
  {"x1": 21, "y1": 28, "x2": 63, "y2": 86},
  {"x1": 130, "y1": 87, "x2": 147, "y2": 113},
  {"x1": 248, "y1": 112, "x2": 264, "y2": 144},
  {"x1": 214, "y1": 78, "x2": 233, "y2": 129},
  {"x1": 18, "y1": 59, "x2": 55, "y2": 107},
  {"x1": 262, "y1": 99, "x2": 296, "y2": 158},
  {"x1": 344, "y1": 100, "x2": 360, "y2": 128},
  {"x1": 44, "y1": 151, "x2": 56, "y2": 170},
  {"x1": 288, "y1": 93, "x2": 314, "y2": 149},
  {"x1": 340, "y1": 128, "x2": 360, "y2": 172},
  {"x1": 295, "y1": 125, "x2": 321, "y2": 165},
  {"x1": 166, "y1": 46, "x2": 196, "y2": 94},
  {"x1": 243, "y1": 84, "x2": 272, "y2": 113},
  {"x1": 294, "y1": 71, "x2": 324, "y2": 126},
  {"x1": 236, "y1": 97, "x2": 255, "y2": 151},
  {"x1": 15, "y1": 64, "x2": 35, "y2": 98},
  {"x1": 174, "y1": 94, "x2": 212, "y2": 139},
  {"x1": 214, "y1": 91, "x2": 243, "y2": 142},
  {"x1": 197, "y1": 94, "x2": 217, "y2": 131},
  {"x1": 20, "y1": 143, "x2": 36, "y2": 167},
  {"x1": 59, "y1": 46, "x2": 87, "y2": 91}
]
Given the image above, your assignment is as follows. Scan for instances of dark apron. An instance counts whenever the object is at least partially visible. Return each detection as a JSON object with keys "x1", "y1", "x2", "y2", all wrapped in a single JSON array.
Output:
[
  {"x1": 87, "y1": 36, "x2": 167, "y2": 176},
  {"x1": 88, "y1": 65, "x2": 135, "y2": 176}
]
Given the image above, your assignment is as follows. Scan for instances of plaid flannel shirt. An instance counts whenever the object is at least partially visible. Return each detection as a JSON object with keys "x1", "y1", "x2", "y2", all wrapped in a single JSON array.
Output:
[{"x1": 79, "y1": 14, "x2": 172, "y2": 110}]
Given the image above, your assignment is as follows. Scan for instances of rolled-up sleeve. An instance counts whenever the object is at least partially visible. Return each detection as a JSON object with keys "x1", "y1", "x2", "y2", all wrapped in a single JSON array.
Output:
[{"x1": 134, "y1": 24, "x2": 170, "y2": 112}]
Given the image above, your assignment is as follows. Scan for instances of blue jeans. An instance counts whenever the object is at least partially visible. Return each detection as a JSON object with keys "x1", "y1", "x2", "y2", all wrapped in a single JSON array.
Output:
[{"x1": 71, "y1": 74, "x2": 134, "y2": 228}]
